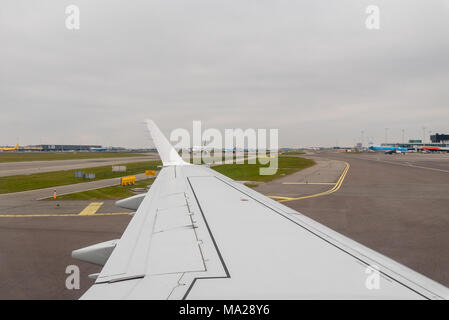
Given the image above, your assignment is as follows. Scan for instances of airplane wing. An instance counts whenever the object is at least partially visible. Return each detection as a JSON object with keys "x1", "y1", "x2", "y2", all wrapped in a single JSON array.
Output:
[{"x1": 73, "y1": 120, "x2": 449, "y2": 300}]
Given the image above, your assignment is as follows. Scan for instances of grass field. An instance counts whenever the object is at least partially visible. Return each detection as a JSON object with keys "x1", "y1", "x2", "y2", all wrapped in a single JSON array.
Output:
[
  {"x1": 51, "y1": 156, "x2": 314, "y2": 199},
  {"x1": 53, "y1": 178, "x2": 155, "y2": 200},
  {"x1": 244, "y1": 183, "x2": 259, "y2": 188},
  {"x1": 0, "y1": 152, "x2": 150, "y2": 163},
  {"x1": 280, "y1": 151, "x2": 306, "y2": 155},
  {"x1": 212, "y1": 156, "x2": 315, "y2": 182},
  {"x1": 35, "y1": 156, "x2": 314, "y2": 199},
  {"x1": 0, "y1": 161, "x2": 161, "y2": 194},
  {"x1": 182, "y1": 152, "x2": 249, "y2": 164}
]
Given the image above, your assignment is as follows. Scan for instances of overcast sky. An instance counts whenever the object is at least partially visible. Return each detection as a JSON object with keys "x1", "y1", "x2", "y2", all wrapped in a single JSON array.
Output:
[{"x1": 1, "y1": 0, "x2": 448, "y2": 148}]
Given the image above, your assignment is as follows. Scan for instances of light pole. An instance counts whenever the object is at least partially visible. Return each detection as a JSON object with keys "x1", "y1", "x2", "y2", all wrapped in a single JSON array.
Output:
[
  {"x1": 361, "y1": 130, "x2": 364, "y2": 147},
  {"x1": 422, "y1": 126, "x2": 427, "y2": 144}
]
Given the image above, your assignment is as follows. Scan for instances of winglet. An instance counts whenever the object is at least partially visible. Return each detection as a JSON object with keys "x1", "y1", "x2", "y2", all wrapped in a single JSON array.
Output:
[{"x1": 145, "y1": 119, "x2": 189, "y2": 166}]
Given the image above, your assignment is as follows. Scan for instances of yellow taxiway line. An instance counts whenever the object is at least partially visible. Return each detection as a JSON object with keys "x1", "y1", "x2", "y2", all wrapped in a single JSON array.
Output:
[
  {"x1": 268, "y1": 195, "x2": 295, "y2": 200},
  {"x1": 269, "y1": 161, "x2": 350, "y2": 203},
  {"x1": 78, "y1": 202, "x2": 104, "y2": 216},
  {"x1": 0, "y1": 201, "x2": 129, "y2": 218},
  {"x1": 0, "y1": 212, "x2": 129, "y2": 218}
]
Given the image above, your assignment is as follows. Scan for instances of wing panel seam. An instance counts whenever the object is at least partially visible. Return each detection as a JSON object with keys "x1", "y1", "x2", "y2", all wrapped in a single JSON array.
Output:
[{"x1": 182, "y1": 177, "x2": 231, "y2": 299}]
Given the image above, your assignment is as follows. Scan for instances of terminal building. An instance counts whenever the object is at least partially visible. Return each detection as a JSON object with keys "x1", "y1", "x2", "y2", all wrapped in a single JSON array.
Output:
[
  {"x1": 381, "y1": 134, "x2": 449, "y2": 150},
  {"x1": 24, "y1": 144, "x2": 102, "y2": 152}
]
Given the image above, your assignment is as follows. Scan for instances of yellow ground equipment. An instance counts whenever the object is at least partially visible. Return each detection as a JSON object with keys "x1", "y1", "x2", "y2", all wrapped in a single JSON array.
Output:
[
  {"x1": 145, "y1": 170, "x2": 156, "y2": 176},
  {"x1": 121, "y1": 176, "x2": 136, "y2": 186}
]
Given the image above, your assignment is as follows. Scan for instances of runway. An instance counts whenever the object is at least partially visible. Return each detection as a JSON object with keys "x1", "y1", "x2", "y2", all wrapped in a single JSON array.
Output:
[
  {"x1": 0, "y1": 155, "x2": 157, "y2": 177},
  {"x1": 0, "y1": 152, "x2": 448, "y2": 299}
]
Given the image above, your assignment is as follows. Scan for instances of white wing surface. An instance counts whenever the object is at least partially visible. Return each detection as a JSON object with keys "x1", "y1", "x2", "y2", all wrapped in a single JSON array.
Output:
[{"x1": 75, "y1": 121, "x2": 449, "y2": 300}]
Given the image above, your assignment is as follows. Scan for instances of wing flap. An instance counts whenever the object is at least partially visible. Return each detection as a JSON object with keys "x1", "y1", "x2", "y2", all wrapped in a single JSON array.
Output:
[
  {"x1": 93, "y1": 166, "x2": 205, "y2": 285},
  {"x1": 81, "y1": 274, "x2": 184, "y2": 300},
  {"x1": 148, "y1": 227, "x2": 205, "y2": 275}
]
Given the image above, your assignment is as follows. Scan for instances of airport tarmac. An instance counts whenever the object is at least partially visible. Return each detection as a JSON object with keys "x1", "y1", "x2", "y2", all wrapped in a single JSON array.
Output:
[
  {"x1": 0, "y1": 173, "x2": 154, "y2": 218},
  {"x1": 278, "y1": 152, "x2": 449, "y2": 288},
  {"x1": 0, "y1": 214, "x2": 130, "y2": 299},
  {"x1": 0, "y1": 155, "x2": 157, "y2": 177},
  {"x1": 255, "y1": 157, "x2": 346, "y2": 199},
  {"x1": 0, "y1": 152, "x2": 448, "y2": 299}
]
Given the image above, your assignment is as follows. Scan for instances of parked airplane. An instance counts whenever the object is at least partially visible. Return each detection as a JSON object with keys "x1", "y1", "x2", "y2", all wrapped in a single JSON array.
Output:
[
  {"x1": 89, "y1": 147, "x2": 108, "y2": 151},
  {"x1": 421, "y1": 146, "x2": 449, "y2": 152},
  {"x1": 72, "y1": 121, "x2": 449, "y2": 299},
  {"x1": 369, "y1": 146, "x2": 408, "y2": 154},
  {"x1": 0, "y1": 144, "x2": 19, "y2": 151}
]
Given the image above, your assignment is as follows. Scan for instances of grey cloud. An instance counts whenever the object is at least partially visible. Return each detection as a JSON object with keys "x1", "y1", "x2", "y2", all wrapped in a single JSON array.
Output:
[{"x1": 1, "y1": 0, "x2": 448, "y2": 147}]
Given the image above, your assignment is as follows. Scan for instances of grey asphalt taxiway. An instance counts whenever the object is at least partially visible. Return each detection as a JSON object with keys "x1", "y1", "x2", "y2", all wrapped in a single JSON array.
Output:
[
  {"x1": 0, "y1": 152, "x2": 448, "y2": 299},
  {"x1": 0, "y1": 155, "x2": 157, "y2": 177}
]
